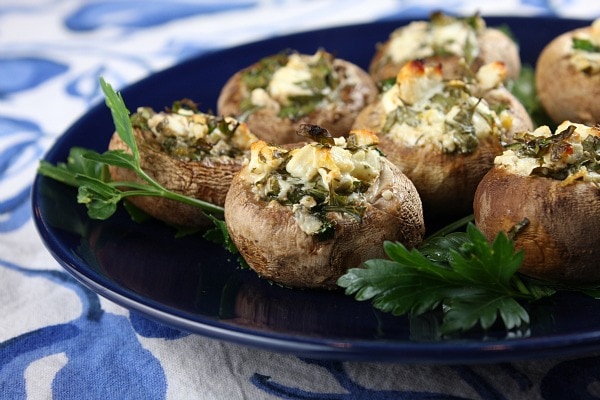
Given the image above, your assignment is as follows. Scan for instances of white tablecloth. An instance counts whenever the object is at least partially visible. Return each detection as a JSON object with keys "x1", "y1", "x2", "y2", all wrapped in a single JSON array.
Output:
[{"x1": 2, "y1": 1, "x2": 600, "y2": 398}]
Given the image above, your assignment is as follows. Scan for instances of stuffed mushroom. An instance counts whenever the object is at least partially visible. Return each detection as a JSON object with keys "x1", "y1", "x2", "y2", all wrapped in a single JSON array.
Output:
[
  {"x1": 224, "y1": 126, "x2": 425, "y2": 289},
  {"x1": 369, "y1": 12, "x2": 521, "y2": 85},
  {"x1": 353, "y1": 60, "x2": 532, "y2": 223},
  {"x1": 536, "y1": 18, "x2": 600, "y2": 125},
  {"x1": 217, "y1": 49, "x2": 378, "y2": 144},
  {"x1": 108, "y1": 99, "x2": 258, "y2": 228},
  {"x1": 474, "y1": 121, "x2": 600, "y2": 284}
]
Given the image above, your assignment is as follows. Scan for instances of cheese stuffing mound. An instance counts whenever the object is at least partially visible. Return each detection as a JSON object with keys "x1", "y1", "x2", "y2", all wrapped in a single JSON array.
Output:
[
  {"x1": 382, "y1": 12, "x2": 485, "y2": 68},
  {"x1": 380, "y1": 60, "x2": 507, "y2": 153},
  {"x1": 244, "y1": 128, "x2": 383, "y2": 235},
  {"x1": 131, "y1": 100, "x2": 257, "y2": 161},
  {"x1": 240, "y1": 50, "x2": 363, "y2": 120},
  {"x1": 495, "y1": 121, "x2": 600, "y2": 184}
]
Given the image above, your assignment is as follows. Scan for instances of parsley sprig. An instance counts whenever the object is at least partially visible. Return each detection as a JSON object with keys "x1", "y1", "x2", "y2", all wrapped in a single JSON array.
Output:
[
  {"x1": 38, "y1": 78, "x2": 224, "y2": 221},
  {"x1": 338, "y1": 223, "x2": 559, "y2": 334}
]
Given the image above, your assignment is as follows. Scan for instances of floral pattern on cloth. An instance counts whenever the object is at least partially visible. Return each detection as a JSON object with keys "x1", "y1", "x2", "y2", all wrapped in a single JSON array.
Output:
[{"x1": 2, "y1": 0, "x2": 600, "y2": 399}]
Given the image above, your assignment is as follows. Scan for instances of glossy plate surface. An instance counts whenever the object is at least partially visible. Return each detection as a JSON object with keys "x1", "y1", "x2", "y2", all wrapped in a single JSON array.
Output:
[{"x1": 32, "y1": 17, "x2": 600, "y2": 363}]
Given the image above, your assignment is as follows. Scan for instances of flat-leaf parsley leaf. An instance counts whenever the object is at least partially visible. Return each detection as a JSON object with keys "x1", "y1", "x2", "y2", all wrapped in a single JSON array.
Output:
[{"x1": 337, "y1": 223, "x2": 556, "y2": 334}]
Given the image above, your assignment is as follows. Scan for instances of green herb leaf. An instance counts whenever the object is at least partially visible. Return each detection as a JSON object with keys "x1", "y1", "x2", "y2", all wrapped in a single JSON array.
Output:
[
  {"x1": 38, "y1": 147, "x2": 109, "y2": 187},
  {"x1": 83, "y1": 149, "x2": 137, "y2": 170},
  {"x1": 573, "y1": 38, "x2": 600, "y2": 52},
  {"x1": 76, "y1": 175, "x2": 123, "y2": 220},
  {"x1": 203, "y1": 215, "x2": 249, "y2": 269},
  {"x1": 39, "y1": 77, "x2": 226, "y2": 222},
  {"x1": 338, "y1": 223, "x2": 555, "y2": 335},
  {"x1": 99, "y1": 77, "x2": 139, "y2": 163}
]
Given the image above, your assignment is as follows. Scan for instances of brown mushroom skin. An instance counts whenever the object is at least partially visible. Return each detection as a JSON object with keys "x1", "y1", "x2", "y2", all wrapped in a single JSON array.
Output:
[
  {"x1": 474, "y1": 167, "x2": 600, "y2": 284},
  {"x1": 217, "y1": 58, "x2": 378, "y2": 144},
  {"x1": 536, "y1": 27, "x2": 600, "y2": 125},
  {"x1": 224, "y1": 158, "x2": 425, "y2": 290},
  {"x1": 108, "y1": 129, "x2": 244, "y2": 228},
  {"x1": 369, "y1": 28, "x2": 521, "y2": 83}
]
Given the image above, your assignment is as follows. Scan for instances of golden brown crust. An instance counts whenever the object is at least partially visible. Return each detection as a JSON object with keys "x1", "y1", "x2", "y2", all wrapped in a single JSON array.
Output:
[
  {"x1": 224, "y1": 158, "x2": 425, "y2": 289},
  {"x1": 474, "y1": 167, "x2": 600, "y2": 283},
  {"x1": 536, "y1": 27, "x2": 600, "y2": 125},
  {"x1": 108, "y1": 129, "x2": 244, "y2": 228},
  {"x1": 217, "y1": 57, "x2": 378, "y2": 144},
  {"x1": 369, "y1": 27, "x2": 521, "y2": 84}
]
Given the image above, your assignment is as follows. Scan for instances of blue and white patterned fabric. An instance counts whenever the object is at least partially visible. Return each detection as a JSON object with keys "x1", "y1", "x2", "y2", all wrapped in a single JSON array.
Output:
[{"x1": 2, "y1": 1, "x2": 600, "y2": 399}]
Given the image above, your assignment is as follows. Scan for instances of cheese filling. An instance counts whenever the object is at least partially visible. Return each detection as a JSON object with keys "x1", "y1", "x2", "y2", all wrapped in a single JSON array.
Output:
[
  {"x1": 245, "y1": 129, "x2": 383, "y2": 236},
  {"x1": 495, "y1": 121, "x2": 600, "y2": 183},
  {"x1": 383, "y1": 13, "x2": 484, "y2": 67},
  {"x1": 241, "y1": 50, "x2": 363, "y2": 120},
  {"x1": 380, "y1": 60, "x2": 505, "y2": 153},
  {"x1": 131, "y1": 102, "x2": 257, "y2": 161},
  {"x1": 570, "y1": 19, "x2": 600, "y2": 74}
]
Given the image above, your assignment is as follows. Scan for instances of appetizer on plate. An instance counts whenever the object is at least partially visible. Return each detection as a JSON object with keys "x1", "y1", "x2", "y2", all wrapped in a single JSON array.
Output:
[
  {"x1": 224, "y1": 126, "x2": 425, "y2": 289},
  {"x1": 474, "y1": 121, "x2": 600, "y2": 283},
  {"x1": 368, "y1": 12, "x2": 521, "y2": 84},
  {"x1": 217, "y1": 49, "x2": 378, "y2": 144},
  {"x1": 353, "y1": 60, "x2": 532, "y2": 222},
  {"x1": 108, "y1": 99, "x2": 258, "y2": 228},
  {"x1": 536, "y1": 18, "x2": 600, "y2": 125}
]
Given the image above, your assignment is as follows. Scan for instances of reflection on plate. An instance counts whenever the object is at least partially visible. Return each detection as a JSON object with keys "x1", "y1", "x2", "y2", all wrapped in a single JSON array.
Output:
[{"x1": 32, "y1": 16, "x2": 600, "y2": 363}]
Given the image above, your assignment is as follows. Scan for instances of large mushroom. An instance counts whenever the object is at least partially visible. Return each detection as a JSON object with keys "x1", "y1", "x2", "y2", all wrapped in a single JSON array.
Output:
[
  {"x1": 353, "y1": 60, "x2": 532, "y2": 225},
  {"x1": 108, "y1": 100, "x2": 258, "y2": 228},
  {"x1": 224, "y1": 126, "x2": 425, "y2": 289},
  {"x1": 474, "y1": 121, "x2": 600, "y2": 283},
  {"x1": 217, "y1": 49, "x2": 378, "y2": 144}
]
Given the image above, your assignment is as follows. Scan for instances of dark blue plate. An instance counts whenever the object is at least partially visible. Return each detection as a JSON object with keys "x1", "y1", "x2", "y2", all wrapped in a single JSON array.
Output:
[{"x1": 32, "y1": 16, "x2": 600, "y2": 363}]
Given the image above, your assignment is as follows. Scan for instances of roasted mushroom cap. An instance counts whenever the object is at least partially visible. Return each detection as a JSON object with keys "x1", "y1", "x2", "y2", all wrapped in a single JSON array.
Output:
[
  {"x1": 474, "y1": 122, "x2": 600, "y2": 283},
  {"x1": 108, "y1": 103, "x2": 258, "y2": 228},
  {"x1": 536, "y1": 19, "x2": 600, "y2": 125},
  {"x1": 369, "y1": 12, "x2": 521, "y2": 84},
  {"x1": 354, "y1": 60, "x2": 531, "y2": 224},
  {"x1": 224, "y1": 129, "x2": 425, "y2": 289},
  {"x1": 217, "y1": 50, "x2": 378, "y2": 144}
]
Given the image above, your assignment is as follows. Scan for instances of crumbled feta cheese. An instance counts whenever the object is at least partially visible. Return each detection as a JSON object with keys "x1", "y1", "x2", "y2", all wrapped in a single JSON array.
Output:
[
  {"x1": 397, "y1": 61, "x2": 444, "y2": 106},
  {"x1": 387, "y1": 21, "x2": 433, "y2": 64},
  {"x1": 250, "y1": 88, "x2": 280, "y2": 111},
  {"x1": 244, "y1": 131, "x2": 384, "y2": 235},
  {"x1": 247, "y1": 141, "x2": 287, "y2": 182},
  {"x1": 385, "y1": 17, "x2": 480, "y2": 65},
  {"x1": 381, "y1": 60, "x2": 501, "y2": 152},
  {"x1": 495, "y1": 121, "x2": 600, "y2": 181},
  {"x1": 292, "y1": 205, "x2": 323, "y2": 235},
  {"x1": 476, "y1": 62, "x2": 508, "y2": 91},
  {"x1": 299, "y1": 195, "x2": 317, "y2": 209},
  {"x1": 268, "y1": 54, "x2": 313, "y2": 104}
]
